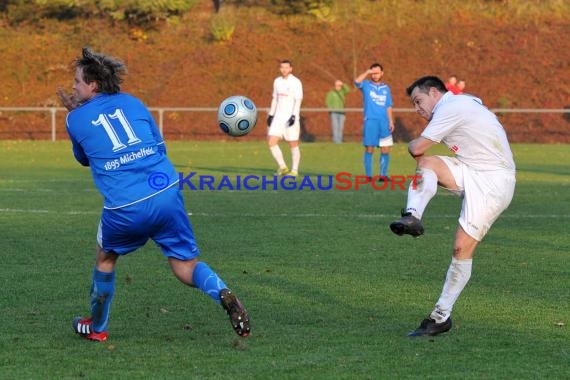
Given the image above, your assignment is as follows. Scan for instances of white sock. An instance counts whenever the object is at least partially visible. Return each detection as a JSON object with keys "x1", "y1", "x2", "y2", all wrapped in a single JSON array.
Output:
[
  {"x1": 270, "y1": 145, "x2": 286, "y2": 168},
  {"x1": 430, "y1": 257, "x2": 473, "y2": 323},
  {"x1": 406, "y1": 168, "x2": 438, "y2": 219},
  {"x1": 291, "y1": 146, "x2": 301, "y2": 171}
]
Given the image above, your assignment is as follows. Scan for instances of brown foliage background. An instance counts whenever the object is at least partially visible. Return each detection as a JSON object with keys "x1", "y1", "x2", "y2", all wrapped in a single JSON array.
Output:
[{"x1": 0, "y1": 0, "x2": 568, "y2": 142}]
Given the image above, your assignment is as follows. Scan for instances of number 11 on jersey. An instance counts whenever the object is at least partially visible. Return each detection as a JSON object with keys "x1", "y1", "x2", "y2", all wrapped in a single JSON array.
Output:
[{"x1": 92, "y1": 108, "x2": 141, "y2": 152}]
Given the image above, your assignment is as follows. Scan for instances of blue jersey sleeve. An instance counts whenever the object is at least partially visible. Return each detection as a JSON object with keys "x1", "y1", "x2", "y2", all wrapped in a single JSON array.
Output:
[
  {"x1": 68, "y1": 125, "x2": 90, "y2": 166},
  {"x1": 354, "y1": 80, "x2": 366, "y2": 90},
  {"x1": 386, "y1": 86, "x2": 393, "y2": 108}
]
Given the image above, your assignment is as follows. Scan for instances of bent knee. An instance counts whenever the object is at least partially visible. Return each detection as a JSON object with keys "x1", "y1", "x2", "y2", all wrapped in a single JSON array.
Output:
[{"x1": 452, "y1": 231, "x2": 479, "y2": 259}]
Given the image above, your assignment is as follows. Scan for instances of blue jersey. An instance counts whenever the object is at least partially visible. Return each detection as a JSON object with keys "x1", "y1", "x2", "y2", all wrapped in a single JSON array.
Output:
[
  {"x1": 354, "y1": 80, "x2": 393, "y2": 122},
  {"x1": 65, "y1": 93, "x2": 179, "y2": 209}
]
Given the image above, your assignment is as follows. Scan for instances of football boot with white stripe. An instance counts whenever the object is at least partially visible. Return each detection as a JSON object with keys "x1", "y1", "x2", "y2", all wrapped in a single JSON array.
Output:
[{"x1": 72, "y1": 316, "x2": 108, "y2": 342}]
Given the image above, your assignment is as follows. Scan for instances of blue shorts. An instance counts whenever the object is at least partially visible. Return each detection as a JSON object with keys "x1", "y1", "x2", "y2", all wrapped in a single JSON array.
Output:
[
  {"x1": 363, "y1": 118, "x2": 391, "y2": 147},
  {"x1": 97, "y1": 186, "x2": 200, "y2": 260}
]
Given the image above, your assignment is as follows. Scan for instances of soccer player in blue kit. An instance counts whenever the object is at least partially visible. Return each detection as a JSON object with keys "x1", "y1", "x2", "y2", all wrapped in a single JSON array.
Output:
[
  {"x1": 57, "y1": 48, "x2": 250, "y2": 341},
  {"x1": 354, "y1": 63, "x2": 395, "y2": 181}
]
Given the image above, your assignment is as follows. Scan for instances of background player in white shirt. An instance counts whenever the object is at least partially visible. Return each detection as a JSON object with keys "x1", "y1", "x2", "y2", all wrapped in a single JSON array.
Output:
[
  {"x1": 390, "y1": 76, "x2": 516, "y2": 337},
  {"x1": 266, "y1": 60, "x2": 303, "y2": 177}
]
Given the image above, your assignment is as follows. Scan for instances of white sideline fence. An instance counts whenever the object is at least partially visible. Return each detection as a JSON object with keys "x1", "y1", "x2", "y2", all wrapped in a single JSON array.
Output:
[{"x1": 0, "y1": 106, "x2": 568, "y2": 142}]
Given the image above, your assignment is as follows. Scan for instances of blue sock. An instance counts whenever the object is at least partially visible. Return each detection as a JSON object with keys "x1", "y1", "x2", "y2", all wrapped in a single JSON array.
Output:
[
  {"x1": 90, "y1": 268, "x2": 115, "y2": 333},
  {"x1": 192, "y1": 262, "x2": 227, "y2": 304},
  {"x1": 380, "y1": 153, "x2": 390, "y2": 177},
  {"x1": 364, "y1": 152, "x2": 373, "y2": 178}
]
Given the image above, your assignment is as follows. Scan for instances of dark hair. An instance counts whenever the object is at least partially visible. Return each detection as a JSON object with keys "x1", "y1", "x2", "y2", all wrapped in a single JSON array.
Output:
[
  {"x1": 75, "y1": 47, "x2": 127, "y2": 94},
  {"x1": 280, "y1": 59, "x2": 292, "y2": 66},
  {"x1": 406, "y1": 76, "x2": 447, "y2": 96},
  {"x1": 370, "y1": 62, "x2": 383, "y2": 71}
]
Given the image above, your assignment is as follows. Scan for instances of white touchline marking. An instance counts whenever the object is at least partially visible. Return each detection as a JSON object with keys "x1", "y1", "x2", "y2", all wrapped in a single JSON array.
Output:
[{"x1": 0, "y1": 209, "x2": 567, "y2": 218}]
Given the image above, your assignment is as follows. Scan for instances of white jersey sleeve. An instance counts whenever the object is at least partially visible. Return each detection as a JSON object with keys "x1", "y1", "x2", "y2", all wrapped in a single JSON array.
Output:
[
  {"x1": 422, "y1": 93, "x2": 515, "y2": 172},
  {"x1": 292, "y1": 76, "x2": 303, "y2": 116},
  {"x1": 269, "y1": 78, "x2": 279, "y2": 116}
]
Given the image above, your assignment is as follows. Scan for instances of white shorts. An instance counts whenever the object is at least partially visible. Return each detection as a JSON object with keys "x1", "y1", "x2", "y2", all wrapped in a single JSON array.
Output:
[
  {"x1": 438, "y1": 156, "x2": 516, "y2": 241},
  {"x1": 268, "y1": 116, "x2": 300, "y2": 141},
  {"x1": 379, "y1": 135, "x2": 394, "y2": 147}
]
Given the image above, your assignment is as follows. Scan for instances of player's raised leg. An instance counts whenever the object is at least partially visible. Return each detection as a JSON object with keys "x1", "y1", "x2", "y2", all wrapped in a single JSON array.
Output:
[
  {"x1": 159, "y1": 187, "x2": 250, "y2": 337},
  {"x1": 390, "y1": 156, "x2": 455, "y2": 237},
  {"x1": 169, "y1": 258, "x2": 251, "y2": 337}
]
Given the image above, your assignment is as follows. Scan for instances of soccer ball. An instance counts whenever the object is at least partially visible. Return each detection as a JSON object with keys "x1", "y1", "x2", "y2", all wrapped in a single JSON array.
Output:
[{"x1": 217, "y1": 95, "x2": 258, "y2": 137}]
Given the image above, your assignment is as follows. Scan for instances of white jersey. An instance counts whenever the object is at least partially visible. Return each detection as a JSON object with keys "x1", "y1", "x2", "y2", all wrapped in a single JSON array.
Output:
[
  {"x1": 271, "y1": 74, "x2": 303, "y2": 120},
  {"x1": 422, "y1": 92, "x2": 515, "y2": 172}
]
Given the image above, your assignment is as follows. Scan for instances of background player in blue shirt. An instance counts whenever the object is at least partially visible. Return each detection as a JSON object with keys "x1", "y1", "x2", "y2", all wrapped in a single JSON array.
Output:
[
  {"x1": 57, "y1": 47, "x2": 250, "y2": 341},
  {"x1": 354, "y1": 63, "x2": 395, "y2": 181}
]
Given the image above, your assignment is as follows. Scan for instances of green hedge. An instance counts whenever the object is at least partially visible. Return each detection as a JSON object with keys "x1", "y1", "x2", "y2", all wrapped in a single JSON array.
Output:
[{"x1": 1, "y1": 0, "x2": 197, "y2": 25}]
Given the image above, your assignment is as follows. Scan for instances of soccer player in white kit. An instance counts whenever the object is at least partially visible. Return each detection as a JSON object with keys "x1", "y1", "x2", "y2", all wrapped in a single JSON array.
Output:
[
  {"x1": 267, "y1": 60, "x2": 303, "y2": 177},
  {"x1": 390, "y1": 76, "x2": 516, "y2": 337}
]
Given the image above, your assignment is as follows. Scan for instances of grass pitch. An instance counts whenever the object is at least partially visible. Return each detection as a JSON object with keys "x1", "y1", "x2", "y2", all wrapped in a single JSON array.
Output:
[{"x1": 0, "y1": 141, "x2": 568, "y2": 379}]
